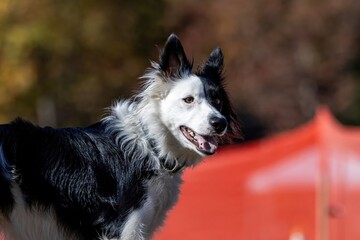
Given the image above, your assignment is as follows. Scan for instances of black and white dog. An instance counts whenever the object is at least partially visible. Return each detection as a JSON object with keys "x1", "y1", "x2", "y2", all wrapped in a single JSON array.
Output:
[{"x1": 0, "y1": 34, "x2": 240, "y2": 240}]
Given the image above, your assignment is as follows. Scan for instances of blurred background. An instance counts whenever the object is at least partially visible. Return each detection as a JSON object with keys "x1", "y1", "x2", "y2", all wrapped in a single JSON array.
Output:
[{"x1": 0, "y1": 0, "x2": 359, "y2": 141}]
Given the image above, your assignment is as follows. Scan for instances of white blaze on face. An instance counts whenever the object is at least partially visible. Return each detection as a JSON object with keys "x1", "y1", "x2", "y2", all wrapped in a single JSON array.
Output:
[{"x1": 159, "y1": 75, "x2": 220, "y2": 154}]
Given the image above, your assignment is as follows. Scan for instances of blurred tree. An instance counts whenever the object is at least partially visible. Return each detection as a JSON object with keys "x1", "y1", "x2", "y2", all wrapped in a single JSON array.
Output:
[{"x1": 0, "y1": 0, "x2": 167, "y2": 126}]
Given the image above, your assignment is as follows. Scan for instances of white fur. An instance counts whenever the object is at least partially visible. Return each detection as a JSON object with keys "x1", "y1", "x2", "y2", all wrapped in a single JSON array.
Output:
[
  {"x1": 1, "y1": 185, "x2": 74, "y2": 240},
  {"x1": 100, "y1": 174, "x2": 182, "y2": 240},
  {"x1": 106, "y1": 74, "x2": 223, "y2": 168},
  {"x1": 159, "y1": 76, "x2": 223, "y2": 152}
]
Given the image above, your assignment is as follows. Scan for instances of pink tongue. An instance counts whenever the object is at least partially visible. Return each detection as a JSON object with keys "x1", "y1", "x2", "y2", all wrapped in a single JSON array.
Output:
[{"x1": 194, "y1": 135, "x2": 218, "y2": 153}]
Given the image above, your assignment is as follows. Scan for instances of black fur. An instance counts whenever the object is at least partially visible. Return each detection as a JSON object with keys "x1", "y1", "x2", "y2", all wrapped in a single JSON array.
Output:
[
  {"x1": 197, "y1": 48, "x2": 241, "y2": 144},
  {"x1": 0, "y1": 119, "x2": 154, "y2": 239}
]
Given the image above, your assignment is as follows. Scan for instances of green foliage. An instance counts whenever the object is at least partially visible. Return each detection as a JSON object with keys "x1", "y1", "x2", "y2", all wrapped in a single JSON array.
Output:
[{"x1": 0, "y1": 0, "x2": 168, "y2": 126}]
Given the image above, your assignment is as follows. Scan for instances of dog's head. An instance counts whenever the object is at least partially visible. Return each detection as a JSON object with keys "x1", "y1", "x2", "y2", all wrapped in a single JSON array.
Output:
[{"x1": 153, "y1": 34, "x2": 241, "y2": 157}]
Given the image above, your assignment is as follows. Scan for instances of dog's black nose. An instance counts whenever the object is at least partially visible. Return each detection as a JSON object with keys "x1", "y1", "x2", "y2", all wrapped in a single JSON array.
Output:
[{"x1": 210, "y1": 116, "x2": 227, "y2": 133}]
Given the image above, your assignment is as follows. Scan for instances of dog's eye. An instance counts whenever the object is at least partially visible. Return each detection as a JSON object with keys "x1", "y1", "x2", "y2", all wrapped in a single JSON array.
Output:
[
  {"x1": 183, "y1": 96, "x2": 194, "y2": 104},
  {"x1": 214, "y1": 98, "x2": 221, "y2": 106},
  {"x1": 214, "y1": 98, "x2": 222, "y2": 108}
]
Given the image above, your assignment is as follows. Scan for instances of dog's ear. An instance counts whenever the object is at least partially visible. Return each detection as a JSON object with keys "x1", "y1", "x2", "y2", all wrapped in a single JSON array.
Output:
[
  {"x1": 199, "y1": 48, "x2": 224, "y2": 83},
  {"x1": 201, "y1": 48, "x2": 242, "y2": 144},
  {"x1": 160, "y1": 34, "x2": 192, "y2": 77},
  {"x1": 205, "y1": 48, "x2": 224, "y2": 72}
]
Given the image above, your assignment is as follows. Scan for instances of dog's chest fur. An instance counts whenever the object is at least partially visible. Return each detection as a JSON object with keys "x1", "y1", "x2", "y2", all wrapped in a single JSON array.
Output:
[{"x1": 119, "y1": 173, "x2": 182, "y2": 240}]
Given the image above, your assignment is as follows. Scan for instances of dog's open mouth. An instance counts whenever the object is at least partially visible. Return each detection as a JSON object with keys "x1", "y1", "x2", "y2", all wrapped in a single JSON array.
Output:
[{"x1": 180, "y1": 126, "x2": 218, "y2": 155}]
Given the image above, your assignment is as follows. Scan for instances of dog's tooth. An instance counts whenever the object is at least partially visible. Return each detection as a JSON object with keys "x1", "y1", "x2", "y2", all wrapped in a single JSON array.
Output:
[
  {"x1": 185, "y1": 128, "x2": 196, "y2": 138},
  {"x1": 189, "y1": 130, "x2": 194, "y2": 137}
]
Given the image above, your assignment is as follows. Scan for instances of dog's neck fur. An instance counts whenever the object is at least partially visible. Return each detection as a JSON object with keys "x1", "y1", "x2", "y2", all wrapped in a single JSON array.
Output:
[{"x1": 103, "y1": 72, "x2": 203, "y2": 173}]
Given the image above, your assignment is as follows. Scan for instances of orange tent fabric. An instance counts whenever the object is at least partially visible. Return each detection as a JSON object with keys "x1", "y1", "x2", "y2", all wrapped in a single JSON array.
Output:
[{"x1": 155, "y1": 108, "x2": 360, "y2": 240}]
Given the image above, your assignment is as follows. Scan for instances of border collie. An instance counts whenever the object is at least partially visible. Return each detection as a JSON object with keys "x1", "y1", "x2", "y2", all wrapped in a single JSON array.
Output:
[{"x1": 0, "y1": 34, "x2": 241, "y2": 240}]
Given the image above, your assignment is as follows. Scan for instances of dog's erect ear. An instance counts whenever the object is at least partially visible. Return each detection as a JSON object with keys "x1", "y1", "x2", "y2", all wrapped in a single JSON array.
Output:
[
  {"x1": 160, "y1": 34, "x2": 192, "y2": 77},
  {"x1": 199, "y1": 48, "x2": 224, "y2": 82},
  {"x1": 206, "y1": 48, "x2": 224, "y2": 72}
]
